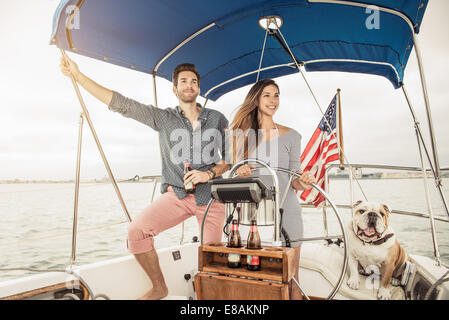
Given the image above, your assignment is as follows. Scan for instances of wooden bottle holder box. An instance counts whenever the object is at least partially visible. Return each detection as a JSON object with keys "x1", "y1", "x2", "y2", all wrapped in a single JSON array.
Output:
[{"x1": 194, "y1": 242, "x2": 295, "y2": 300}]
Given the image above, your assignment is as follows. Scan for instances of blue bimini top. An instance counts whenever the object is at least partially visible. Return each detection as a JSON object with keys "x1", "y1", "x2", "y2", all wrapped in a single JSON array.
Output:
[{"x1": 50, "y1": 0, "x2": 428, "y2": 101}]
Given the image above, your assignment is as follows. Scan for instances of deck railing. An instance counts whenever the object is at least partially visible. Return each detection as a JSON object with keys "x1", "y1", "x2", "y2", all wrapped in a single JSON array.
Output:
[{"x1": 320, "y1": 163, "x2": 449, "y2": 266}]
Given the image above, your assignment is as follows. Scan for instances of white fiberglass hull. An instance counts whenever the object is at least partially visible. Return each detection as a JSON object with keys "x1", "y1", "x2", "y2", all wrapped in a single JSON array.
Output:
[{"x1": 1, "y1": 242, "x2": 448, "y2": 300}]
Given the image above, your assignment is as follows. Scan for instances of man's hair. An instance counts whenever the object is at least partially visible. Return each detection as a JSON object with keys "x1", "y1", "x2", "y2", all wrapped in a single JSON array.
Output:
[{"x1": 172, "y1": 63, "x2": 200, "y2": 87}]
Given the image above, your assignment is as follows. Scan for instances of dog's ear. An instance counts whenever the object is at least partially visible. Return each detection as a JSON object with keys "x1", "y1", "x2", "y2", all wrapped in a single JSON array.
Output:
[
  {"x1": 381, "y1": 204, "x2": 391, "y2": 216},
  {"x1": 353, "y1": 200, "x2": 363, "y2": 208}
]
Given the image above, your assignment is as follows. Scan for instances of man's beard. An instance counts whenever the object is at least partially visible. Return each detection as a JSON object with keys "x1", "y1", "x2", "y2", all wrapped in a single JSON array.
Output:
[{"x1": 177, "y1": 91, "x2": 198, "y2": 103}]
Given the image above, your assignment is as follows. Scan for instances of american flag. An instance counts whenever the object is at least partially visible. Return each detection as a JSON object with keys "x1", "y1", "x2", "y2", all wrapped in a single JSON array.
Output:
[{"x1": 298, "y1": 93, "x2": 340, "y2": 208}]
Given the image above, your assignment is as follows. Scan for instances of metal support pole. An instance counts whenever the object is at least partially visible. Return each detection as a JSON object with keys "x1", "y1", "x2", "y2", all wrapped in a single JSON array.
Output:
[
  {"x1": 70, "y1": 113, "x2": 84, "y2": 266},
  {"x1": 402, "y1": 85, "x2": 449, "y2": 219},
  {"x1": 412, "y1": 33, "x2": 442, "y2": 186},
  {"x1": 200, "y1": 199, "x2": 216, "y2": 245},
  {"x1": 401, "y1": 87, "x2": 437, "y2": 176},
  {"x1": 323, "y1": 168, "x2": 329, "y2": 237},
  {"x1": 152, "y1": 73, "x2": 158, "y2": 108},
  {"x1": 415, "y1": 128, "x2": 441, "y2": 266},
  {"x1": 61, "y1": 50, "x2": 132, "y2": 223},
  {"x1": 150, "y1": 178, "x2": 159, "y2": 203},
  {"x1": 349, "y1": 166, "x2": 355, "y2": 216},
  {"x1": 292, "y1": 276, "x2": 310, "y2": 300},
  {"x1": 256, "y1": 26, "x2": 269, "y2": 82}
]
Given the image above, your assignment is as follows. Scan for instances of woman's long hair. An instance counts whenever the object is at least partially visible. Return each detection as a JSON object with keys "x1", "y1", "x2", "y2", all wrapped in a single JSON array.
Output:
[{"x1": 228, "y1": 79, "x2": 279, "y2": 163}]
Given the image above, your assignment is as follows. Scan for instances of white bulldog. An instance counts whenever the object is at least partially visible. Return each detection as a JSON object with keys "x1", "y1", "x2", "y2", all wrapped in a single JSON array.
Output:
[{"x1": 346, "y1": 200, "x2": 409, "y2": 300}]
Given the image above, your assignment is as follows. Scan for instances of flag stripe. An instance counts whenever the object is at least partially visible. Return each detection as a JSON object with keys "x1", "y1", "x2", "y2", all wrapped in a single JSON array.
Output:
[
  {"x1": 298, "y1": 94, "x2": 340, "y2": 208},
  {"x1": 300, "y1": 128, "x2": 322, "y2": 163}
]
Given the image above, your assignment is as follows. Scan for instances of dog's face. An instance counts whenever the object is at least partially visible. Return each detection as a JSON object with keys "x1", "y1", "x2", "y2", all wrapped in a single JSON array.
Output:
[{"x1": 352, "y1": 200, "x2": 391, "y2": 243}]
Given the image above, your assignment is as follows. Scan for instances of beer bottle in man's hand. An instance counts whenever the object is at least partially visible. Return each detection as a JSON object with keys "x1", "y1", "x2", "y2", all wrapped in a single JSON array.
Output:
[
  {"x1": 227, "y1": 219, "x2": 242, "y2": 268},
  {"x1": 184, "y1": 163, "x2": 195, "y2": 194},
  {"x1": 246, "y1": 219, "x2": 261, "y2": 271}
]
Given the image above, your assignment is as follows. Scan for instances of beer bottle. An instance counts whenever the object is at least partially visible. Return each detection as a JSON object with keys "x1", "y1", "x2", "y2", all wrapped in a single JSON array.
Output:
[
  {"x1": 246, "y1": 219, "x2": 261, "y2": 271},
  {"x1": 227, "y1": 219, "x2": 242, "y2": 268},
  {"x1": 184, "y1": 163, "x2": 195, "y2": 194}
]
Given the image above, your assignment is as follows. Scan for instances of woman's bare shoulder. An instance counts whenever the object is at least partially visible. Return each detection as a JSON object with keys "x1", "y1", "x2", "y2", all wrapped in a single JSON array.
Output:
[
  {"x1": 276, "y1": 124, "x2": 302, "y2": 139},
  {"x1": 276, "y1": 123, "x2": 291, "y2": 134}
]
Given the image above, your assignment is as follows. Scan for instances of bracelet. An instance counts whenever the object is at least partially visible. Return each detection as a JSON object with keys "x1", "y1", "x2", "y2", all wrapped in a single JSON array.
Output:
[
  {"x1": 206, "y1": 171, "x2": 213, "y2": 180},
  {"x1": 208, "y1": 168, "x2": 216, "y2": 179}
]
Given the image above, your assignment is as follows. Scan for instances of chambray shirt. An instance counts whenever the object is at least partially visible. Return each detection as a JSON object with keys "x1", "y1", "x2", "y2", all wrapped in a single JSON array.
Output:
[{"x1": 108, "y1": 91, "x2": 228, "y2": 206}]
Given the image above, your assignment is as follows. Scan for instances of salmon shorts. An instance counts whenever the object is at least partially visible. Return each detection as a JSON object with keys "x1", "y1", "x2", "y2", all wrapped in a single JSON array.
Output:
[{"x1": 127, "y1": 186, "x2": 225, "y2": 254}]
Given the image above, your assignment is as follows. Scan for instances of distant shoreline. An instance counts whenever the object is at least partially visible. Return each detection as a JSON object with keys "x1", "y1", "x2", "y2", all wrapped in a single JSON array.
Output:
[
  {"x1": 0, "y1": 175, "x2": 160, "y2": 184},
  {"x1": 0, "y1": 180, "x2": 157, "y2": 184},
  {"x1": 1, "y1": 174, "x2": 447, "y2": 184}
]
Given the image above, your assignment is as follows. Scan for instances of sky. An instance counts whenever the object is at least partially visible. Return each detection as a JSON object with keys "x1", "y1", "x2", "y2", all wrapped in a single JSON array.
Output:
[{"x1": 0, "y1": 0, "x2": 448, "y2": 181}]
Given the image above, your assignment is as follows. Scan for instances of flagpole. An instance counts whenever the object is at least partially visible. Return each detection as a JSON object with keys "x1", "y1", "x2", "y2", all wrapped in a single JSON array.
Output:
[
  {"x1": 323, "y1": 89, "x2": 343, "y2": 239},
  {"x1": 337, "y1": 89, "x2": 344, "y2": 167}
]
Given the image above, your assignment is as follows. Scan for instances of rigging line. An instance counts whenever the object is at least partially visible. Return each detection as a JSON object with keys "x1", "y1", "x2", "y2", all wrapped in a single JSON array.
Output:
[
  {"x1": 273, "y1": 21, "x2": 368, "y2": 202},
  {"x1": 256, "y1": 27, "x2": 269, "y2": 82},
  {"x1": 273, "y1": 21, "x2": 327, "y2": 127}
]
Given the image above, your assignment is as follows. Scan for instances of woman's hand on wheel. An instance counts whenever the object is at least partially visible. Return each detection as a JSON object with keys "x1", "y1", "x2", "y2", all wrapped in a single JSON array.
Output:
[
  {"x1": 292, "y1": 170, "x2": 316, "y2": 191},
  {"x1": 236, "y1": 164, "x2": 255, "y2": 177},
  {"x1": 299, "y1": 170, "x2": 316, "y2": 185}
]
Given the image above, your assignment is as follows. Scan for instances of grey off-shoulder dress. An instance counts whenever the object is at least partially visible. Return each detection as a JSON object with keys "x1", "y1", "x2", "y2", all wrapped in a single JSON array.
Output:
[{"x1": 249, "y1": 129, "x2": 303, "y2": 246}]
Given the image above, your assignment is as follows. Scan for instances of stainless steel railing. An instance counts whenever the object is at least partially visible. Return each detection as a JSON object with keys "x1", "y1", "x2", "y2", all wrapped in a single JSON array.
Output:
[{"x1": 322, "y1": 163, "x2": 449, "y2": 266}]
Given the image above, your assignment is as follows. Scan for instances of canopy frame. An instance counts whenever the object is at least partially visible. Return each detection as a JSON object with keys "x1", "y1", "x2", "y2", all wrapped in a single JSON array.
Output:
[{"x1": 60, "y1": 49, "x2": 132, "y2": 268}]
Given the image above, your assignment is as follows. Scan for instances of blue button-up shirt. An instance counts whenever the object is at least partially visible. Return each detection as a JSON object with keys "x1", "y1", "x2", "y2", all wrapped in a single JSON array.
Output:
[{"x1": 108, "y1": 91, "x2": 228, "y2": 206}]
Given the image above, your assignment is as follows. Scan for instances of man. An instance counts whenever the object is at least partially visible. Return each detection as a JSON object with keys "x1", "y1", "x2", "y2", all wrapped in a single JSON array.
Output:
[{"x1": 60, "y1": 57, "x2": 229, "y2": 300}]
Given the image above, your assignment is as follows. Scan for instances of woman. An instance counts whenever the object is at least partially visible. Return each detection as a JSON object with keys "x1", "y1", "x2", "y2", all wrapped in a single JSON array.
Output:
[{"x1": 228, "y1": 79, "x2": 316, "y2": 300}]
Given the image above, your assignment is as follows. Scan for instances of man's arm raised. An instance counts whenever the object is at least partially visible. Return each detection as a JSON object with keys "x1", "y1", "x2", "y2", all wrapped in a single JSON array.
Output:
[{"x1": 60, "y1": 55, "x2": 113, "y2": 106}]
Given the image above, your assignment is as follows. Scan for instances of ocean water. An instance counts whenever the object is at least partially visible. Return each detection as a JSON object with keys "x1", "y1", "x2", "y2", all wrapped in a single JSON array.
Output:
[{"x1": 0, "y1": 178, "x2": 448, "y2": 282}]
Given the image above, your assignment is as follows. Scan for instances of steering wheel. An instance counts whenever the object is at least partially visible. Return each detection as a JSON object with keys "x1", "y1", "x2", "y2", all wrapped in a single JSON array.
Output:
[{"x1": 200, "y1": 159, "x2": 348, "y2": 300}]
